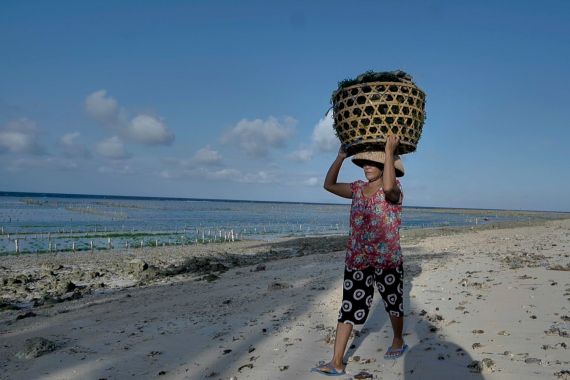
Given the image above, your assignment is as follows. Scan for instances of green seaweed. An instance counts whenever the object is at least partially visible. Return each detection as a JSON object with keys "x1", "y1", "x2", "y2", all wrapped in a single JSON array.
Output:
[{"x1": 332, "y1": 70, "x2": 414, "y2": 104}]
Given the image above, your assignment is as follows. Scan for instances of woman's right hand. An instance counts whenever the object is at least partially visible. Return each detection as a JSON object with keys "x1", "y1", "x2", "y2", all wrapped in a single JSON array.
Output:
[{"x1": 337, "y1": 145, "x2": 347, "y2": 160}]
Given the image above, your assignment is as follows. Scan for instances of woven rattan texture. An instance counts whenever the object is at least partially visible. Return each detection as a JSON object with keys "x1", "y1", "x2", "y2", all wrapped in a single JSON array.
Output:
[{"x1": 332, "y1": 81, "x2": 426, "y2": 155}]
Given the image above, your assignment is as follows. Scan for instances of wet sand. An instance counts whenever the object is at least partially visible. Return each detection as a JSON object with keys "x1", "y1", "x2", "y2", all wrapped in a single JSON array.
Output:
[{"x1": 1, "y1": 217, "x2": 569, "y2": 379}]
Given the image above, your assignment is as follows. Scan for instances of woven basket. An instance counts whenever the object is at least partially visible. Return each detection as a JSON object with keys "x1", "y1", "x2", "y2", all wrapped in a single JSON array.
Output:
[{"x1": 332, "y1": 81, "x2": 426, "y2": 155}]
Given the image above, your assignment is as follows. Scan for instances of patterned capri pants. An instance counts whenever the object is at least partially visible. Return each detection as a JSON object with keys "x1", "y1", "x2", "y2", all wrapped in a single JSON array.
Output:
[{"x1": 338, "y1": 264, "x2": 404, "y2": 325}]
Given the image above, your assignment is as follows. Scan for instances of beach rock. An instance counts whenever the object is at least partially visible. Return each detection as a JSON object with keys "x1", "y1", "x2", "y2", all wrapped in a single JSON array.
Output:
[
  {"x1": 525, "y1": 357, "x2": 542, "y2": 365},
  {"x1": 202, "y1": 274, "x2": 220, "y2": 282},
  {"x1": 15, "y1": 337, "x2": 58, "y2": 359},
  {"x1": 138, "y1": 266, "x2": 160, "y2": 282},
  {"x1": 468, "y1": 358, "x2": 495, "y2": 373},
  {"x1": 549, "y1": 264, "x2": 570, "y2": 271},
  {"x1": 0, "y1": 302, "x2": 22, "y2": 312},
  {"x1": 56, "y1": 280, "x2": 77, "y2": 294},
  {"x1": 59, "y1": 290, "x2": 84, "y2": 302},
  {"x1": 354, "y1": 371, "x2": 373, "y2": 379},
  {"x1": 90, "y1": 271, "x2": 102, "y2": 279},
  {"x1": 41, "y1": 269, "x2": 56, "y2": 277},
  {"x1": 16, "y1": 311, "x2": 37, "y2": 320},
  {"x1": 278, "y1": 365, "x2": 289, "y2": 371},
  {"x1": 545, "y1": 325, "x2": 569, "y2": 338},
  {"x1": 253, "y1": 264, "x2": 266, "y2": 272},
  {"x1": 128, "y1": 259, "x2": 148, "y2": 273},
  {"x1": 238, "y1": 363, "x2": 253, "y2": 372},
  {"x1": 554, "y1": 370, "x2": 570, "y2": 379},
  {"x1": 268, "y1": 281, "x2": 292, "y2": 291},
  {"x1": 209, "y1": 262, "x2": 228, "y2": 272}
]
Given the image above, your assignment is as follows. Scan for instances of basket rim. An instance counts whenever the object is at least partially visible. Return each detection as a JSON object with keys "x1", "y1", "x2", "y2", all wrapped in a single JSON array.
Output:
[{"x1": 332, "y1": 81, "x2": 425, "y2": 102}]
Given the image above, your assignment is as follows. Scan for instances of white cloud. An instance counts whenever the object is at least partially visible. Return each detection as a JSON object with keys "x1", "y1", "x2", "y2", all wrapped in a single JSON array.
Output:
[
  {"x1": 239, "y1": 170, "x2": 277, "y2": 184},
  {"x1": 0, "y1": 118, "x2": 43, "y2": 155},
  {"x1": 207, "y1": 168, "x2": 242, "y2": 181},
  {"x1": 6, "y1": 157, "x2": 78, "y2": 171},
  {"x1": 222, "y1": 116, "x2": 295, "y2": 157},
  {"x1": 59, "y1": 132, "x2": 90, "y2": 158},
  {"x1": 95, "y1": 136, "x2": 131, "y2": 159},
  {"x1": 98, "y1": 163, "x2": 134, "y2": 175},
  {"x1": 85, "y1": 90, "x2": 119, "y2": 122},
  {"x1": 303, "y1": 177, "x2": 319, "y2": 186},
  {"x1": 159, "y1": 169, "x2": 181, "y2": 180},
  {"x1": 285, "y1": 111, "x2": 338, "y2": 162},
  {"x1": 192, "y1": 145, "x2": 222, "y2": 165},
  {"x1": 287, "y1": 148, "x2": 313, "y2": 162},
  {"x1": 160, "y1": 164, "x2": 278, "y2": 184},
  {"x1": 85, "y1": 90, "x2": 175, "y2": 146},
  {"x1": 126, "y1": 114, "x2": 174, "y2": 145},
  {"x1": 311, "y1": 110, "x2": 338, "y2": 152}
]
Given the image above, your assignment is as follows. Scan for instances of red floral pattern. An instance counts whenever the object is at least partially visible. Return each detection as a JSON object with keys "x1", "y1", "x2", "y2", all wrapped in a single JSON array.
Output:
[{"x1": 345, "y1": 179, "x2": 403, "y2": 270}]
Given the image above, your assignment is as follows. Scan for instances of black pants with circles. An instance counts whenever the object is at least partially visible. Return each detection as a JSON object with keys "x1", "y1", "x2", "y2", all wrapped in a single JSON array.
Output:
[{"x1": 337, "y1": 264, "x2": 404, "y2": 325}]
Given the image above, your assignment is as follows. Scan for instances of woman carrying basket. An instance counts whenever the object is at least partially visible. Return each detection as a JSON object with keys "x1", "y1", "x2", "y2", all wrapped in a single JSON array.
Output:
[{"x1": 312, "y1": 135, "x2": 407, "y2": 376}]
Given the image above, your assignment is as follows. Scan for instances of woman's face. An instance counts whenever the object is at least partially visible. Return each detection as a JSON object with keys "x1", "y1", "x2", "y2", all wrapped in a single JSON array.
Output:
[{"x1": 362, "y1": 162, "x2": 383, "y2": 182}]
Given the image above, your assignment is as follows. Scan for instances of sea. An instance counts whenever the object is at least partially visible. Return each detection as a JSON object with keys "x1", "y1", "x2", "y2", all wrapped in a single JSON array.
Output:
[{"x1": 0, "y1": 192, "x2": 563, "y2": 254}]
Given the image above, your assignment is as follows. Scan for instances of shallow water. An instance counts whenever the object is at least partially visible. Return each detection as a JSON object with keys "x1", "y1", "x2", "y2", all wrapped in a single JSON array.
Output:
[{"x1": 0, "y1": 193, "x2": 558, "y2": 254}]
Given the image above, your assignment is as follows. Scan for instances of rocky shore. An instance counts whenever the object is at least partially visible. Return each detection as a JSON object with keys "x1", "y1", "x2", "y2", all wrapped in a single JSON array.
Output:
[
  {"x1": 1, "y1": 217, "x2": 569, "y2": 379},
  {"x1": 1, "y1": 217, "x2": 561, "y2": 312}
]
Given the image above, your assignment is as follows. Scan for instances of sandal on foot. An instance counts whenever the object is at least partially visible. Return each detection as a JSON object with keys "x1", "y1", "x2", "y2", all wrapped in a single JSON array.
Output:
[
  {"x1": 310, "y1": 362, "x2": 346, "y2": 376},
  {"x1": 384, "y1": 343, "x2": 409, "y2": 360}
]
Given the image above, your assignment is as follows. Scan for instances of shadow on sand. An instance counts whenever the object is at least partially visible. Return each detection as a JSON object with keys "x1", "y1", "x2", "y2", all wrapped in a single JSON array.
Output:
[{"x1": 343, "y1": 251, "x2": 484, "y2": 379}]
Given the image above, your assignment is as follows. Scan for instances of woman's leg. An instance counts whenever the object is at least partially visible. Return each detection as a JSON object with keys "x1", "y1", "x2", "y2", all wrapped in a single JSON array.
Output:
[
  {"x1": 375, "y1": 264, "x2": 405, "y2": 350},
  {"x1": 316, "y1": 266, "x2": 374, "y2": 373},
  {"x1": 330, "y1": 321, "x2": 353, "y2": 370},
  {"x1": 388, "y1": 314, "x2": 404, "y2": 349}
]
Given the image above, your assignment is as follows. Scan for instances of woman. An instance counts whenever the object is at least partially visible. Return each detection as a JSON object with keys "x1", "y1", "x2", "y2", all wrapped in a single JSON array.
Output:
[{"x1": 312, "y1": 135, "x2": 407, "y2": 376}]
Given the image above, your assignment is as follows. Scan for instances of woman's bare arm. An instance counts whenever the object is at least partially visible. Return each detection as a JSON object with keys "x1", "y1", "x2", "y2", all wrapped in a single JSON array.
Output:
[
  {"x1": 383, "y1": 135, "x2": 402, "y2": 204},
  {"x1": 323, "y1": 147, "x2": 352, "y2": 199}
]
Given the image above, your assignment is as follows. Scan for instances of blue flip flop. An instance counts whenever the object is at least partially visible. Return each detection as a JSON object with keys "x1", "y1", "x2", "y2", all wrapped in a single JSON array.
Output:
[
  {"x1": 310, "y1": 362, "x2": 346, "y2": 376},
  {"x1": 384, "y1": 343, "x2": 409, "y2": 360}
]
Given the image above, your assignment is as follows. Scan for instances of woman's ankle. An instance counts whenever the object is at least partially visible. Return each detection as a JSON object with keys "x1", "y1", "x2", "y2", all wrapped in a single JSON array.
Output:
[{"x1": 331, "y1": 358, "x2": 345, "y2": 369}]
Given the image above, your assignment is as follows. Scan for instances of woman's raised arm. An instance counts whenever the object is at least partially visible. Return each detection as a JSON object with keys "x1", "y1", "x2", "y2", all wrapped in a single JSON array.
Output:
[{"x1": 323, "y1": 146, "x2": 352, "y2": 199}]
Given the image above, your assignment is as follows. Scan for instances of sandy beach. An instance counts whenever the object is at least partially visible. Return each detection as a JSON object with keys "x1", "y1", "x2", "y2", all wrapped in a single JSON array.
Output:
[{"x1": 1, "y1": 217, "x2": 569, "y2": 380}]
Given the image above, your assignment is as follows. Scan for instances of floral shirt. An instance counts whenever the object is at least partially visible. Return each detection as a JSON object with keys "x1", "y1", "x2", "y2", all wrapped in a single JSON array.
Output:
[{"x1": 345, "y1": 179, "x2": 403, "y2": 270}]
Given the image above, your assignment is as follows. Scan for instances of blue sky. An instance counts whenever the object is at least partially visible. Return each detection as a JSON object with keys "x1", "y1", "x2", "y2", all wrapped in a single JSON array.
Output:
[{"x1": 1, "y1": 1, "x2": 569, "y2": 211}]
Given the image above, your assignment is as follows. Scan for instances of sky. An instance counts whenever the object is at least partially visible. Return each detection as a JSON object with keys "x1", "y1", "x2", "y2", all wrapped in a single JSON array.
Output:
[{"x1": 1, "y1": 1, "x2": 569, "y2": 211}]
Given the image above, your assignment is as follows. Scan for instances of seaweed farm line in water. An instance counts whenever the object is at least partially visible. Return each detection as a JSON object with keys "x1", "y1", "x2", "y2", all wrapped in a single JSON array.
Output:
[
  {"x1": 1, "y1": 224, "x2": 351, "y2": 254},
  {"x1": 2, "y1": 227, "x2": 246, "y2": 254},
  {"x1": 0, "y1": 194, "x2": 558, "y2": 254}
]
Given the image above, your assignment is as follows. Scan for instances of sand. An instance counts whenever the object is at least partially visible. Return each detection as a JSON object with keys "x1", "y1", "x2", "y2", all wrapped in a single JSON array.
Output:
[{"x1": 1, "y1": 218, "x2": 569, "y2": 380}]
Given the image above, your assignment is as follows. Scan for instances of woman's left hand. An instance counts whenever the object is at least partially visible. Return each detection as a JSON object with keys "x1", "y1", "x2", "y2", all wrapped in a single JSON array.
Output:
[{"x1": 385, "y1": 135, "x2": 400, "y2": 155}]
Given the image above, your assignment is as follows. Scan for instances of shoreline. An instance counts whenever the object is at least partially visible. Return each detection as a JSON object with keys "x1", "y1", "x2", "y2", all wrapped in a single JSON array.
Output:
[
  {"x1": 0, "y1": 216, "x2": 568, "y2": 378},
  {"x1": 2, "y1": 215, "x2": 570, "y2": 312}
]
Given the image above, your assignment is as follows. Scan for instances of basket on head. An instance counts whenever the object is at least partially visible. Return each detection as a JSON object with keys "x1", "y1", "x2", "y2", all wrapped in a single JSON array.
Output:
[{"x1": 331, "y1": 70, "x2": 426, "y2": 156}]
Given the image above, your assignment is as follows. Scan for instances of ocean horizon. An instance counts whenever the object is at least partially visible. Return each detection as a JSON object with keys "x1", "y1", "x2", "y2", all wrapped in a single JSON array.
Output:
[{"x1": 1, "y1": 190, "x2": 567, "y2": 214}]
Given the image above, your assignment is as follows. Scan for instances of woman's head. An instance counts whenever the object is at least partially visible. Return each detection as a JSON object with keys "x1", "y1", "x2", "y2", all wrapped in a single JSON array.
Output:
[
  {"x1": 361, "y1": 160, "x2": 383, "y2": 182},
  {"x1": 351, "y1": 151, "x2": 405, "y2": 178}
]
